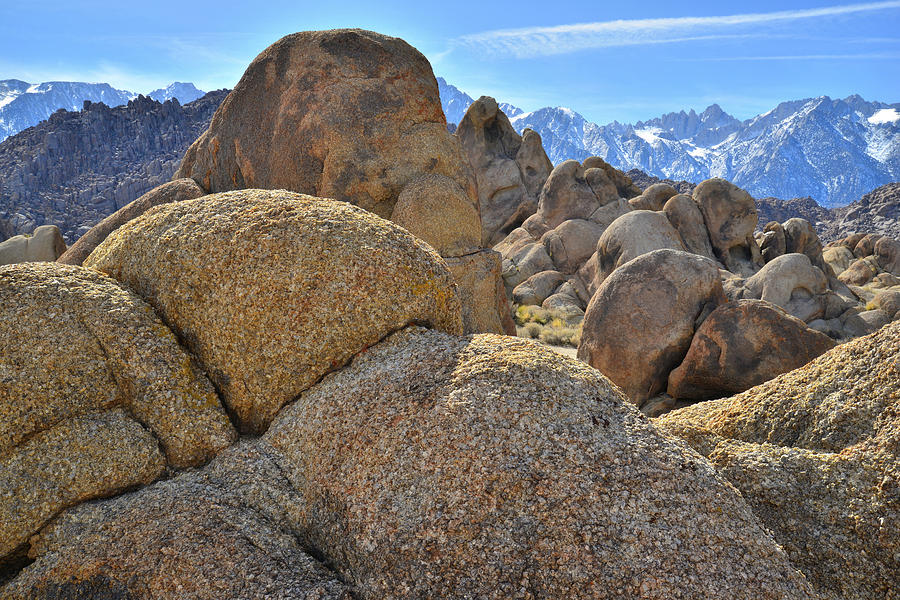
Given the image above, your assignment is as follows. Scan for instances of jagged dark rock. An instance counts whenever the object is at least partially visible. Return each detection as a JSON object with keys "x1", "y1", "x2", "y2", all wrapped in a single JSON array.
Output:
[
  {"x1": 0, "y1": 91, "x2": 227, "y2": 242},
  {"x1": 625, "y1": 169, "x2": 696, "y2": 195}
]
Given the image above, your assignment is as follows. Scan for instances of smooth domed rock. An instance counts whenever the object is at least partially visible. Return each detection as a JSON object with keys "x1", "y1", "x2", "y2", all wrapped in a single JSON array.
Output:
[
  {"x1": 500, "y1": 240, "x2": 555, "y2": 291},
  {"x1": 4, "y1": 443, "x2": 352, "y2": 600},
  {"x1": 0, "y1": 263, "x2": 237, "y2": 565},
  {"x1": 540, "y1": 218, "x2": 605, "y2": 274},
  {"x1": 85, "y1": 189, "x2": 463, "y2": 434},
  {"x1": 852, "y1": 233, "x2": 882, "y2": 258},
  {"x1": 511, "y1": 269, "x2": 565, "y2": 306},
  {"x1": 57, "y1": 179, "x2": 206, "y2": 266},
  {"x1": 783, "y1": 218, "x2": 825, "y2": 267},
  {"x1": 584, "y1": 167, "x2": 618, "y2": 205},
  {"x1": 533, "y1": 160, "x2": 600, "y2": 230},
  {"x1": 176, "y1": 29, "x2": 475, "y2": 221},
  {"x1": 0, "y1": 225, "x2": 66, "y2": 265},
  {"x1": 693, "y1": 178, "x2": 762, "y2": 275},
  {"x1": 390, "y1": 173, "x2": 481, "y2": 257},
  {"x1": 857, "y1": 308, "x2": 891, "y2": 331},
  {"x1": 578, "y1": 249, "x2": 727, "y2": 405},
  {"x1": 759, "y1": 221, "x2": 787, "y2": 263},
  {"x1": 838, "y1": 256, "x2": 878, "y2": 286},
  {"x1": 582, "y1": 156, "x2": 642, "y2": 198},
  {"x1": 667, "y1": 299, "x2": 835, "y2": 401},
  {"x1": 264, "y1": 327, "x2": 813, "y2": 599},
  {"x1": 656, "y1": 321, "x2": 900, "y2": 600},
  {"x1": 628, "y1": 183, "x2": 677, "y2": 211},
  {"x1": 874, "y1": 236, "x2": 900, "y2": 275},
  {"x1": 745, "y1": 253, "x2": 828, "y2": 321},
  {"x1": 823, "y1": 245, "x2": 855, "y2": 276},
  {"x1": 663, "y1": 193, "x2": 716, "y2": 259},
  {"x1": 595, "y1": 211, "x2": 685, "y2": 287}
]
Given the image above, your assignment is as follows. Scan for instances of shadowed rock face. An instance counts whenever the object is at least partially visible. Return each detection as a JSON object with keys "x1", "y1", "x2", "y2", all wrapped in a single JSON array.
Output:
[{"x1": 176, "y1": 29, "x2": 475, "y2": 221}]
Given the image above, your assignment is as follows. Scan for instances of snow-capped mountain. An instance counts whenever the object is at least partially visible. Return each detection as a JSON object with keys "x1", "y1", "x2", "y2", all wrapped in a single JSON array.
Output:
[
  {"x1": 438, "y1": 81, "x2": 900, "y2": 207},
  {"x1": 0, "y1": 80, "x2": 208, "y2": 142},
  {"x1": 148, "y1": 82, "x2": 205, "y2": 104}
]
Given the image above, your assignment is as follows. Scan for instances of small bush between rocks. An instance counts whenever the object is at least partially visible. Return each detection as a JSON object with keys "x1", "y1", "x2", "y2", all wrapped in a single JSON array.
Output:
[{"x1": 514, "y1": 304, "x2": 583, "y2": 347}]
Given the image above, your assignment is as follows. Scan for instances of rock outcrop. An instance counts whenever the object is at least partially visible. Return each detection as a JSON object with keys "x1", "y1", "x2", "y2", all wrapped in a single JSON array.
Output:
[
  {"x1": 0, "y1": 91, "x2": 226, "y2": 242},
  {"x1": 0, "y1": 262, "x2": 236, "y2": 566},
  {"x1": 455, "y1": 96, "x2": 552, "y2": 246},
  {"x1": 657, "y1": 321, "x2": 900, "y2": 599},
  {"x1": 174, "y1": 29, "x2": 510, "y2": 335},
  {"x1": 85, "y1": 189, "x2": 463, "y2": 434}
]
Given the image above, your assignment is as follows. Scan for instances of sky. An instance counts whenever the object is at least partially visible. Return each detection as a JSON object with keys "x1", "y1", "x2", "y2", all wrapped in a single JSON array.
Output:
[{"x1": 1, "y1": 0, "x2": 899, "y2": 124}]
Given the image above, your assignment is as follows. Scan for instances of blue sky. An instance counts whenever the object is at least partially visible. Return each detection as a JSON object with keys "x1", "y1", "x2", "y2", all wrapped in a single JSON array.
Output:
[{"x1": 1, "y1": 0, "x2": 898, "y2": 123}]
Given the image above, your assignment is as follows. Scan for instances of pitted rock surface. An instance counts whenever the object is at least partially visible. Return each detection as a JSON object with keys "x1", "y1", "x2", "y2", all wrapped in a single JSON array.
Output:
[{"x1": 85, "y1": 189, "x2": 463, "y2": 433}]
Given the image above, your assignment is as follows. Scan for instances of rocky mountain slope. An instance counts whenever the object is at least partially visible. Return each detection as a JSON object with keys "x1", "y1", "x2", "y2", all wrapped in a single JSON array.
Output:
[
  {"x1": 438, "y1": 80, "x2": 900, "y2": 207},
  {"x1": 0, "y1": 90, "x2": 227, "y2": 242},
  {"x1": 0, "y1": 80, "x2": 207, "y2": 142}
]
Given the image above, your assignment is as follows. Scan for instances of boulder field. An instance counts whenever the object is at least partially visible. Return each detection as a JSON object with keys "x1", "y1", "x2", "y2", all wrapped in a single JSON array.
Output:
[{"x1": 0, "y1": 28, "x2": 896, "y2": 599}]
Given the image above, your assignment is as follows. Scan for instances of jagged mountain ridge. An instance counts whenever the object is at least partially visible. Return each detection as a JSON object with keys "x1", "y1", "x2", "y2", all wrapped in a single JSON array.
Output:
[
  {"x1": 0, "y1": 90, "x2": 227, "y2": 242},
  {"x1": 0, "y1": 80, "x2": 207, "y2": 142},
  {"x1": 437, "y1": 79, "x2": 899, "y2": 207}
]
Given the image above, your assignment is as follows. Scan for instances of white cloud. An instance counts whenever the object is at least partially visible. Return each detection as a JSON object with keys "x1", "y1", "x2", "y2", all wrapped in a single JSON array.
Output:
[
  {"x1": 455, "y1": 1, "x2": 900, "y2": 58},
  {"x1": 676, "y1": 52, "x2": 900, "y2": 61}
]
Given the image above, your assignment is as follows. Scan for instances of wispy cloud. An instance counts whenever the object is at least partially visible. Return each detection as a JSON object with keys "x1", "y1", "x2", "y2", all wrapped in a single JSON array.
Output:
[
  {"x1": 455, "y1": 1, "x2": 900, "y2": 58},
  {"x1": 676, "y1": 52, "x2": 900, "y2": 62}
]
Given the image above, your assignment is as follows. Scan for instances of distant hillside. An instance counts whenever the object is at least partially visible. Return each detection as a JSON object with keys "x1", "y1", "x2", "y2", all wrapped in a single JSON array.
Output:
[
  {"x1": 0, "y1": 90, "x2": 228, "y2": 242},
  {"x1": 0, "y1": 80, "x2": 207, "y2": 142}
]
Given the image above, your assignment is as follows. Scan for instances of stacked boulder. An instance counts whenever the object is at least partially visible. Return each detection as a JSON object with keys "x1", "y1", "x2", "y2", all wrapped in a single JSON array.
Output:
[
  {"x1": 2, "y1": 189, "x2": 818, "y2": 599},
  {"x1": 824, "y1": 232, "x2": 900, "y2": 329},
  {"x1": 493, "y1": 169, "x2": 896, "y2": 411},
  {"x1": 170, "y1": 29, "x2": 513, "y2": 336},
  {"x1": 0, "y1": 225, "x2": 66, "y2": 265}
]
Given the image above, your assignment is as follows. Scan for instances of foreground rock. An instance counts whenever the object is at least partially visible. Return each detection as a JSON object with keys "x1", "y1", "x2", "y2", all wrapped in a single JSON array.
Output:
[
  {"x1": 0, "y1": 225, "x2": 66, "y2": 265},
  {"x1": 667, "y1": 299, "x2": 835, "y2": 400},
  {"x1": 0, "y1": 262, "x2": 236, "y2": 566},
  {"x1": 57, "y1": 178, "x2": 206, "y2": 265},
  {"x1": 266, "y1": 328, "x2": 812, "y2": 599},
  {"x1": 4, "y1": 443, "x2": 352, "y2": 600},
  {"x1": 578, "y1": 249, "x2": 727, "y2": 405},
  {"x1": 85, "y1": 189, "x2": 463, "y2": 434},
  {"x1": 657, "y1": 321, "x2": 900, "y2": 599}
]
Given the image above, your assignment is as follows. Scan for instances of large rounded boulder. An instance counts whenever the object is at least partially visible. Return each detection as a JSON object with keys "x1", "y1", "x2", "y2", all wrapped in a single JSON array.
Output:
[
  {"x1": 85, "y1": 189, "x2": 463, "y2": 433},
  {"x1": 175, "y1": 29, "x2": 474, "y2": 220},
  {"x1": 595, "y1": 210, "x2": 685, "y2": 286},
  {"x1": 264, "y1": 327, "x2": 813, "y2": 599},
  {"x1": 657, "y1": 321, "x2": 900, "y2": 599},
  {"x1": 0, "y1": 262, "x2": 236, "y2": 566},
  {"x1": 693, "y1": 178, "x2": 762, "y2": 275},
  {"x1": 667, "y1": 299, "x2": 835, "y2": 401},
  {"x1": 578, "y1": 249, "x2": 727, "y2": 405}
]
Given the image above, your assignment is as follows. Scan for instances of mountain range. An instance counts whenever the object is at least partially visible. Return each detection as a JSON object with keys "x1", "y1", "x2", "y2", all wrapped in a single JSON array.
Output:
[
  {"x1": 0, "y1": 80, "x2": 205, "y2": 142},
  {"x1": 438, "y1": 79, "x2": 900, "y2": 208}
]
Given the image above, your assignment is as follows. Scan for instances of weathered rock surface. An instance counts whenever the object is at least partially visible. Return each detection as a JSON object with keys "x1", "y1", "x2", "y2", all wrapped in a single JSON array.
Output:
[
  {"x1": 0, "y1": 262, "x2": 236, "y2": 564},
  {"x1": 57, "y1": 178, "x2": 206, "y2": 265},
  {"x1": 744, "y1": 253, "x2": 828, "y2": 322},
  {"x1": 874, "y1": 236, "x2": 900, "y2": 274},
  {"x1": 758, "y1": 221, "x2": 787, "y2": 263},
  {"x1": 444, "y1": 249, "x2": 516, "y2": 335},
  {"x1": 4, "y1": 443, "x2": 352, "y2": 600},
  {"x1": 176, "y1": 29, "x2": 474, "y2": 220},
  {"x1": 455, "y1": 96, "x2": 552, "y2": 245},
  {"x1": 540, "y1": 218, "x2": 605, "y2": 275},
  {"x1": 0, "y1": 224, "x2": 66, "y2": 265},
  {"x1": 667, "y1": 299, "x2": 835, "y2": 400},
  {"x1": 663, "y1": 193, "x2": 715, "y2": 259},
  {"x1": 265, "y1": 327, "x2": 814, "y2": 599},
  {"x1": 578, "y1": 249, "x2": 727, "y2": 405},
  {"x1": 657, "y1": 321, "x2": 900, "y2": 600},
  {"x1": 628, "y1": 183, "x2": 677, "y2": 211},
  {"x1": 85, "y1": 189, "x2": 463, "y2": 434},
  {"x1": 595, "y1": 210, "x2": 685, "y2": 286},
  {"x1": 694, "y1": 178, "x2": 763, "y2": 275}
]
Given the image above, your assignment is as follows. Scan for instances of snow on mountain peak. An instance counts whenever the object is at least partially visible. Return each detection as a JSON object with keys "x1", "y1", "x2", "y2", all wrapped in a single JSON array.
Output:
[{"x1": 869, "y1": 108, "x2": 900, "y2": 125}]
